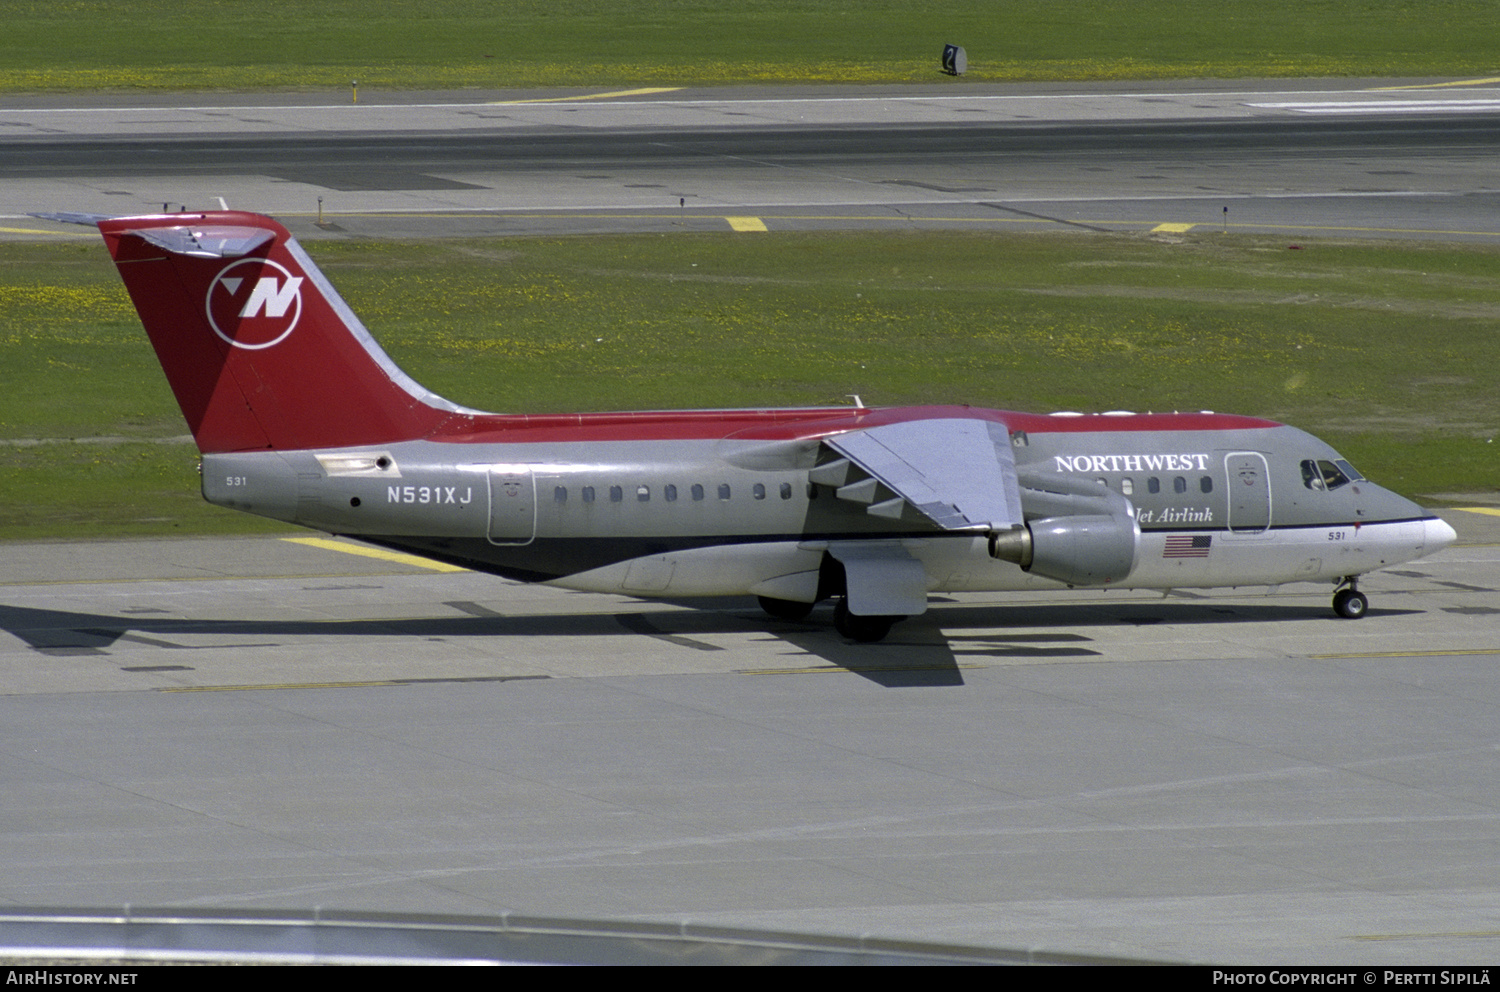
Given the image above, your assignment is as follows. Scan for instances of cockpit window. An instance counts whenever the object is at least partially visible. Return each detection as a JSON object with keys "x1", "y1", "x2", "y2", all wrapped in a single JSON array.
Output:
[{"x1": 1301, "y1": 459, "x2": 1354, "y2": 491}]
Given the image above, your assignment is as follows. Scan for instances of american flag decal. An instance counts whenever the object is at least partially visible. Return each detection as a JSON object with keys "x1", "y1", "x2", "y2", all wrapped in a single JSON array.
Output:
[{"x1": 1163, "y1": 535, "x2": 1212, "y2": 558}]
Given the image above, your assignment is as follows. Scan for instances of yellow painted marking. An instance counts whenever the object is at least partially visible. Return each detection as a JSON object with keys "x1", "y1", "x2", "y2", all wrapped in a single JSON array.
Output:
[
  {"x1": 282, "y1": 536, "x2": 468, "y2": 572},
  {"x1": 1353, "y1": 929, "x2": 1500, "y2": 941},
  {"x1": 725, "y1": 216, "x2": 768, "y2": 232},
  {"x1": 1151, "y1": 223, "x2": 1196, "y2": 233},
  {"x1": 162, "y1": 680, "x2": 403, "y2": 693},
  {"x1": 1455, "y1": 506, "x2": 1500, "y2": 518},
  {"x1": 1312, "y1": 648, "x2": 1500, "y2": 660},
  {"x1": 742, "y1": 663, "x2": 986, "y2": 675},
  {"x1": 271, "y1": 210, "x2": 1500, "y2": 240},
  {"x1": 0, "y1": 227, "x2": 93, "y2": 236},
  {"x1": 1371, "y1": 77, "x2": 1500, "y2": 91},
  {"x1": 488, "y1": 87, "x2": 682, "y2": 105}
]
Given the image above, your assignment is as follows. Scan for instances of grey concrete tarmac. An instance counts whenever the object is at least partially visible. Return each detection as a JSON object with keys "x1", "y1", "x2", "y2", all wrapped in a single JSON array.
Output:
[
  {"x1": 4, "y1": 81, "x2": 1500, "y2": 963},
  {"x1": 1, "y1": 510, "x2": 1497, "y2": 964}
]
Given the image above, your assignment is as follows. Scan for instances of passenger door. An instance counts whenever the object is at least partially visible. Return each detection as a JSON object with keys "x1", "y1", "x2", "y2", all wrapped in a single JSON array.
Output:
[{"x1": 1223, "y1": 452, "x2": 1271, "y2": 534}]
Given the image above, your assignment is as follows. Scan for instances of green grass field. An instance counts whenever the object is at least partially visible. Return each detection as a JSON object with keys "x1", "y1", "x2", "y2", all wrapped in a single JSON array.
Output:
[
  {"x1": 3, "y1": 231, "x2": 1496, "y2": 540},
  {"x1": 3, "y1": 1, "x2": 1499, "y2": 93},
  {"x1": 3, "y1": 2, "x2": 1496, "y2": 540}
]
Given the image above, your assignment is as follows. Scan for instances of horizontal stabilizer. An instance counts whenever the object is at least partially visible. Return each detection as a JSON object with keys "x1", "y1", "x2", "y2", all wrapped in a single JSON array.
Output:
[
  {"x1": 131, "y1": 226, "x2": 275, "y2": 259},
  {"x1": 30, "y1": 211, "x2": 113, "y2": 227},
  {"x1": 33, "y1": 213, "x2": 274, "y2": 258}
]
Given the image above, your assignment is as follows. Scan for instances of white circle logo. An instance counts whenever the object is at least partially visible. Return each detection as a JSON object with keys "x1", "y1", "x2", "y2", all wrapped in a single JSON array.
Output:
[{"x1": 206, "y1": 258, "x2": 304, "y2": 350}]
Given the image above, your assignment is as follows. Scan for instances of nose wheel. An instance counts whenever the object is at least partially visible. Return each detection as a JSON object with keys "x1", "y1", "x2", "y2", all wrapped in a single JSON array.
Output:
[{"x1": 1332, "y1": 580, "x2": 1368, "y2": 619}]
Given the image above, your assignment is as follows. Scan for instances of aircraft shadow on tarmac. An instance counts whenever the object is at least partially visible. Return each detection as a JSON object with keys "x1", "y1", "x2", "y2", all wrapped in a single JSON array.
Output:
[{"x1": 0, "y1": 597, "x2": 1424, "y2": 690}]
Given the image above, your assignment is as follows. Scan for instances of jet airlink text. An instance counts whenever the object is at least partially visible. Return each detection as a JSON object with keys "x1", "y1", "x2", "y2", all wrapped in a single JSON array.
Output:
[
  {"x1": 1138, "y1": 506, "x2": 1214, "y2": 524},
  {"x1": 1054, "y1": 453, "x2": 1211, "y2": 474}
]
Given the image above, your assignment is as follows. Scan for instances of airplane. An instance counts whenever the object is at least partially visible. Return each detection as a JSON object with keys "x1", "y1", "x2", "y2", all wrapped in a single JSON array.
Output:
[{"x1": 42, "y1": 209, "x2": 1458, "y2": 642}]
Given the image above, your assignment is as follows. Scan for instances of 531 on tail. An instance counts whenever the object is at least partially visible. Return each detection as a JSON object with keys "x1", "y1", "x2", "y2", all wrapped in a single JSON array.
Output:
[{"x1": 46, "y1": 211, "x2": 1456, "y2": 641}]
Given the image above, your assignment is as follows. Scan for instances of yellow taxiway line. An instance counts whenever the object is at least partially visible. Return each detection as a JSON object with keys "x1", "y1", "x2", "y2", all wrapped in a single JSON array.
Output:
[
  {"x1": 488, "y1": 87, "x2": 682, "y2": 105},
  {"x1": 281, "y1": 536, "x2": 468, "y2": 572},
  {"x1": 1371, "y1": 77, "x2": 1500, "y2": 91},
  {"x1": 0, "y1": 226, "x2": 94, "y2": 236},
  {"x1": 1312, "y1": 648, "x2": 1500, "y2": 660},
  {"x1": 161, "y1": 680, "x2": 405, "y2": 693}
]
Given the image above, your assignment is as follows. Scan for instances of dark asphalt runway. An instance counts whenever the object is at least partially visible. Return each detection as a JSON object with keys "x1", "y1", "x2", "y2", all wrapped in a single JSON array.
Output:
[{"x1": 8, "y1": 82, "x2": 1500, "y2": 242}]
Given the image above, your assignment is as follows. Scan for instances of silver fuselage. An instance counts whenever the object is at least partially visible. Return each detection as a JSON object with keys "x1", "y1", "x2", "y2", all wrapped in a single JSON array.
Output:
[{"x1": 201, "y1": 411, "x2": 1453, "y2": 602}]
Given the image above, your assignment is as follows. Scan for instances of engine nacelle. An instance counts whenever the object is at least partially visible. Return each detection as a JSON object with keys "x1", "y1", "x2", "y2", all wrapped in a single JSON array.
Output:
[{"x1": 989, "y1": 513, "x2": 1140, "y2": 586}]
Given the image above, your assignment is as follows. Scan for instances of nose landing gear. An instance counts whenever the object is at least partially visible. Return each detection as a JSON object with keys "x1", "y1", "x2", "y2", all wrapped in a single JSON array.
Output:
[{"x1": 1332, "y1": 578, "x2": 1368, "y2": 619}]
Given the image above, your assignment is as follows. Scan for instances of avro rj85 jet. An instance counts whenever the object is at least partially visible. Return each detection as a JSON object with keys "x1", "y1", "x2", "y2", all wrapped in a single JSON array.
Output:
[{"x1": 49, "y1": 210, "x2": 1456, "y2": 641}]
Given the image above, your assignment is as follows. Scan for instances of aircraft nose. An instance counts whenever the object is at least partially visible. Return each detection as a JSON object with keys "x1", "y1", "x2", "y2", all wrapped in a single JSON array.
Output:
[{"x1": 1424, "y1": 515, "x2": 1459, "y2": 555}]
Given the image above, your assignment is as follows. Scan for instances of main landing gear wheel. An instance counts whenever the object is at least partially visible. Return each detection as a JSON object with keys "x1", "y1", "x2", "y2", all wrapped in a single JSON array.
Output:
[
  {"x1": 1332, "y1": 586, "x2": 1368, "y2": 619},
  {"x1": 833, "y1": 598, "x2": 896, "y2": 643},
  {"x1": 757, "y1": 595, "x2": 815, "y2": 622}
]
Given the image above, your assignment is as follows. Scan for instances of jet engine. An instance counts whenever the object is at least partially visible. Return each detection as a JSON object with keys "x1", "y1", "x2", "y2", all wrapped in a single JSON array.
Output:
[{"x1": 988, "y1": 471, "x2": 1140, "y2": 586}]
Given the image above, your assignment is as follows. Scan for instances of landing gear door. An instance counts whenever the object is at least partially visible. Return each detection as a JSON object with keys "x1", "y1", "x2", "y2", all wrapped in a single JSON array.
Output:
[
  {"x1": 487, "y1": 465, "x2": 536, "y2": 546},
  {"x1": 1223, "y1": 451, "x2": 1271, "y2": 534},
  {"x1": 827, "y1": 541, "x2": 929, "y2": 617}
]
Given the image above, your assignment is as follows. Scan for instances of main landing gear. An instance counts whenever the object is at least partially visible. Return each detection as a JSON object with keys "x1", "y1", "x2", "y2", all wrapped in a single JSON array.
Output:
[
  {"x1": 832, "y1": 598, "x2": 898, "y2": 643},
  {"x1": 756, "y1": 595, "x2": 814, "y2": 622},
  {"x1": 757, "y1": 596, "x2": 899, "y2": 642},
  {"x1": 1332, "y1": 578, "x2": 1368, "y2": 619}
]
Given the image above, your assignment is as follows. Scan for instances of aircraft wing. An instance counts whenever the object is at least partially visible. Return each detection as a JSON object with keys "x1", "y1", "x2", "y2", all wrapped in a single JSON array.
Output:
[{"x1": 814, "y1": 417, "x2": 1024, "y2": 531}]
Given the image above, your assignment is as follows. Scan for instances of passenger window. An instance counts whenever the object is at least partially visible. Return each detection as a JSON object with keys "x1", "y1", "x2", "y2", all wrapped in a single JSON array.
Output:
[
  {"x1": 554, "y1": 486, "x2": 567, "y2": 503},
  {"x1": 582, "y1": 486, "x2": 595, "y2": 503},
  {"x1": 1121, "y1": 478, "x2": 1134, "y2": 496},
  {"x1": 665, "y1": 484, "x2": 677, "y2": 502},
  {"x1": 780, "y1": 482, "x2": 793, "y2": 500},
  {"x1": 691, "y1": 484, "x2": 705, "y2": 501},
  {"x1": 1173, "y1": 476, "x2": 1187, "y2": 494},
  {"x1": 609, "y1": 485, "x2": 623, "y2": 503},
  {"x1": 753, "y1": 483, "x2": 766, "y2": 500},
  {"x1": 1200, "y1": 476, "x2": 1213, "y2": 494},
  {"x1": 1147, "y1": 477, "x2": 1160, "y2": 495},
  {"x1": 718, "y1": 483, "x2": 732, "y2": 500},
  {"x1": 636, "y1": 485, "x2": 650, "y2": 502}
]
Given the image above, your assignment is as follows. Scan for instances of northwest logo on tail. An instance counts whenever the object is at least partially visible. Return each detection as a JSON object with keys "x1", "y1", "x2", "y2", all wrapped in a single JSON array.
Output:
[{"x1": 205, "y1": 258, "x2": 304, "y2": 349}]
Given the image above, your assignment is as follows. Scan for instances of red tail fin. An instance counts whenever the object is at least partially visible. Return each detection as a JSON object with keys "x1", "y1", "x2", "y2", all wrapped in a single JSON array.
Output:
[{"x1": 97, "y1": 211, "x2": 465, "y2": 453}]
